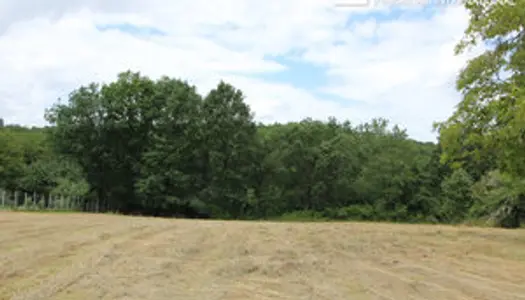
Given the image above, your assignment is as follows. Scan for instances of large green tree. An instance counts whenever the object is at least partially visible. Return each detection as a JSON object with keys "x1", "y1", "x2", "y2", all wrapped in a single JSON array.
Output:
[
  {"x1": 45, "y1": 71, "x2": 158, "y2": 212},
  {"x1": 436, "y1": 0, "x2": 525, "y2": 226},
  {"x1": 198, "y1": 82, "x2": 259, "y2": 218},
  {"x1": 135, "y1": 77, "x2": 204, "y2": 216}
]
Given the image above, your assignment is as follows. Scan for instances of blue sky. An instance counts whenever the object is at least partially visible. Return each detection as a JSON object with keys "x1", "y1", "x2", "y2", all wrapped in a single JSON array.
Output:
[
  {"x1": 96, "y1": 4, "x2": 446, "y2": 92},
  {"x1": 0, "y1": 0, "x2": 474, "y2": 141},
  {"x1": 97, "y1": 23, "x2": 166, "y2": 37}
]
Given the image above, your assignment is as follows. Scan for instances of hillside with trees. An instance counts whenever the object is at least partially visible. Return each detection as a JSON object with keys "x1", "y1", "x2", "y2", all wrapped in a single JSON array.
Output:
[{"x1": 1, "y1": 0, "x2": 523, "y2": 227}]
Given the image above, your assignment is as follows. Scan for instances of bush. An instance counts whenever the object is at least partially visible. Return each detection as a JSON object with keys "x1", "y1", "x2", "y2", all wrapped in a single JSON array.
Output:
[
  {"x1": 323, "y1": 205, "x2": 375, "y2": 221},
  {"x1": 278, "y1": 210, "x2": 328, "y2": 221}
]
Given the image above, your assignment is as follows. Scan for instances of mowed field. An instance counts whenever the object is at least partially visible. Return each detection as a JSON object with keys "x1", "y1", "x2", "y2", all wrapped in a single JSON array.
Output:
[{"x1": 1, "y1": 213, "x2": 525, "y2": 300}]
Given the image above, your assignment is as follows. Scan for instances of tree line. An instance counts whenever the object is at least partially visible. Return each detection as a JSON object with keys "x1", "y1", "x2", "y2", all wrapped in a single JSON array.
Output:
[
  {"x1": 0, "y1": 96, "x2": 459, "y2": 223},
  {"x1": 1, "y1": 0, "x2": 524, "y2": 227}
]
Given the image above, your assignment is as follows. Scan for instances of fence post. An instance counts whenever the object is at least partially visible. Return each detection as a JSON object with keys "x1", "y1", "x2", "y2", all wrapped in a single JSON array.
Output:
[
  {"x1": 13, "y1": 191, "x2": 18, "y2": 208},
  {"x1": 1, "y1": 190, "x2": 4, "y2": 207}
]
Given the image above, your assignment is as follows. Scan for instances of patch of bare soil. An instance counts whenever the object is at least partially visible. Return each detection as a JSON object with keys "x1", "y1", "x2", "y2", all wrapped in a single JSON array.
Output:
[{"x1": 1, "y1": 212, "x2": 525, "y2": 300}]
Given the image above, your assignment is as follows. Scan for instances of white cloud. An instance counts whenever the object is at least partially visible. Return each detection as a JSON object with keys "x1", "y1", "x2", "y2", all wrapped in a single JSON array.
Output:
[{"x1": 0, "y1": 0, "x2": 482, "y2": 141}]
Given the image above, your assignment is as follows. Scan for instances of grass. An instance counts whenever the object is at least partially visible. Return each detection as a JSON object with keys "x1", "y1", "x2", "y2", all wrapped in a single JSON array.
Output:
[
  {"x1": 0, "y1": 207, "x2": 83, "y2": 214},
  {"x1": 1, "y1": 212, "x2": 525, "y2": 300}
]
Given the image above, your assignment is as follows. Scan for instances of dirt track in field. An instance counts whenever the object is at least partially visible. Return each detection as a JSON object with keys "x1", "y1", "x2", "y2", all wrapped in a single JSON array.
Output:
[{"x1": 0, "y1": 212, "x2": 525, "y2": 300}]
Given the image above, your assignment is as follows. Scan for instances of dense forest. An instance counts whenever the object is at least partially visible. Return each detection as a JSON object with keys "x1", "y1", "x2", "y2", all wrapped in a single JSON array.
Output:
[{"x1": 1, "y1": 0, "x2": 524, "y2": 227}]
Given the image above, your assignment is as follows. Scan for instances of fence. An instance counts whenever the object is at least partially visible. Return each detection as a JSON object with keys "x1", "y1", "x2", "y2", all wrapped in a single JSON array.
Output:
[{"x1": 0, "y1": 189, "x2": 99, "y2": 212}]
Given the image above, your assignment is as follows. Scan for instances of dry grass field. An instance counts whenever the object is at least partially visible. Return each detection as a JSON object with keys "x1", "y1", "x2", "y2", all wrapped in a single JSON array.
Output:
[{"x1": 1, "y1": 212, "x2": 525, "y2": 300}]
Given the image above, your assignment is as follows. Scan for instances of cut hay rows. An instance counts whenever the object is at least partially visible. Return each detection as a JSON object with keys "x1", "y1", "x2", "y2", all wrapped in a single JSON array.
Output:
[{"x1": 1, "y1": 212, "x2": 525, "y2": 300}]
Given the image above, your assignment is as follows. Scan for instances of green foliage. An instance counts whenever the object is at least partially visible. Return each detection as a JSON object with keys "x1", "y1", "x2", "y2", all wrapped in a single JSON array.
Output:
[
  {"x1": 439, "y1": 168, "x2": 474, "y2": 223},
  {"x1": 277, "y1": 210, "x2": 328, "y2": 222},
  {"x1": 470, "y1": 170, "x2": 525, "y2": 228},
  {"x1": 0, "y1": 129, "x2": 25, "y2": 189},
  {"x1": 323, "y1": 205, "x2": 375, "y2": 221},
  {"x1": 435, "y1": 0, "x2": 525, "y2": 227},
  {"x1": 437, "y1": 0, "x2": 525, "y2": 176},
  {"x1": 0, "y1": 70, "x2": 478, "y2": 223},
  {"x1": 3, "y1": 71, "x2": 460, "y2": 222}
]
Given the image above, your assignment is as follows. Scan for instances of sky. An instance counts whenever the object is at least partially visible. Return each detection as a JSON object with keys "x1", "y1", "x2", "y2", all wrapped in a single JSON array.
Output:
[{"x1": 0, "y1": 0, "x2": 485, "y2": 142}]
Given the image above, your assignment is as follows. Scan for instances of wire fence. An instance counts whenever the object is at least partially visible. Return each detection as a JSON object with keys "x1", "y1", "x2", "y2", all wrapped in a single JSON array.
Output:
[{"x1": 0, "y1": 189, "x2": 98, "y2": 212}]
